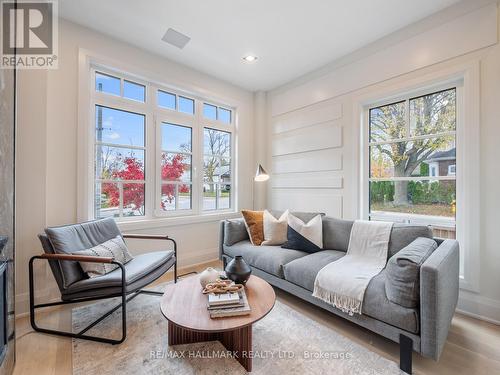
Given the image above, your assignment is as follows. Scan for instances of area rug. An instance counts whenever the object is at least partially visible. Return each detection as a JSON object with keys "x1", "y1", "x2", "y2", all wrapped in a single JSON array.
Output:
[{"x1": 72, "y1": 284, "x2": 403, "y2": 374}]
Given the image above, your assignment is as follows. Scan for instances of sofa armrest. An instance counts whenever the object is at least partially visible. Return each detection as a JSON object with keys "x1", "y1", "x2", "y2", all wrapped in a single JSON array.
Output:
[
  {"x1": 420, "y1": 239, "x2": 459, "y2": 360},
  {"x1": 219, "y1": 220, "x2": 226, "y2": 260}
]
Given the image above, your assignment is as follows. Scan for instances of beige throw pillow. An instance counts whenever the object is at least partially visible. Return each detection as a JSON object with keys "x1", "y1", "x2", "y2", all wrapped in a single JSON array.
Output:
[
  {"x1": 74, "y1": 235, "x2": 133, "y2": 278},
  {"x1": 262, "y1": 209, "x2": 289, "y2": 246}
]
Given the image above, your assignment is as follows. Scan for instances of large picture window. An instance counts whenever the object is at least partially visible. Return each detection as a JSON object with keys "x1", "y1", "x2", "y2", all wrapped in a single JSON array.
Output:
[
  {"x1": 368, "y1": 88, "x2": 456, "y2": 238},
  {"x1": 91, "y1": 68, "x2": 235, "y2": 220}
]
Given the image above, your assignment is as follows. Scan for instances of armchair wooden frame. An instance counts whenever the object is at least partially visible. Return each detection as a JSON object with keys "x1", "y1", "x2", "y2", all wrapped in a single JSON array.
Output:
[{"x1": 29, "y1": 234, "x2": 177, "y2": 345}]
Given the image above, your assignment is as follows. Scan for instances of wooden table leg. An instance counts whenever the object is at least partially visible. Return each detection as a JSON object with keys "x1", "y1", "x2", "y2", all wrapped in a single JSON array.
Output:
[
  {"x1": 168, "y1": 321, "x2": 217, "y2": 345},
  {"x1": 219, "y1": 325, "x2": 253, "y2": 372},
  {"x1": 167, "y1": 322, "x2": 253, "y2": 372}
]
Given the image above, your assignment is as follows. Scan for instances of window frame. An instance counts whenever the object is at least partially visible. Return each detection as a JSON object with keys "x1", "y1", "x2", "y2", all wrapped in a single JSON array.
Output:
[
  {"x1": 87, "y1": 64, "x2": 236, "y2": 222},
  {"x1": 367, "y1": 87, "x2": 457, "y2": 229},
  {"x1": 202, "y1": 127, "x2": 233, "y2": 212},
  {"x1": 94, "y1": 104, "x2": 148, "y2": 219},
  {"x1": 356, "y1": 62, "x2": 481, "y2": 293}
]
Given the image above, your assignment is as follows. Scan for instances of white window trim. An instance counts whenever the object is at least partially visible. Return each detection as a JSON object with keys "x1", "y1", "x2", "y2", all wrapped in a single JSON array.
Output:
[
  {"x1": 353, "y1": 60, "x2": 480, "y2": 293},
  {"x1": 77, "y1": 50, "x2": 239, "y2": 228}
]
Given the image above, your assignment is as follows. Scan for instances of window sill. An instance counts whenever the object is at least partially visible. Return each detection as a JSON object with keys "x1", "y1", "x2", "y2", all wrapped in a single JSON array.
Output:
[
  {"x1": 116, "y1": 211, "x2": 240, "y2": 232},
  {"x1": 370, "y1": 211, "x2": 455, "y2": 227}
]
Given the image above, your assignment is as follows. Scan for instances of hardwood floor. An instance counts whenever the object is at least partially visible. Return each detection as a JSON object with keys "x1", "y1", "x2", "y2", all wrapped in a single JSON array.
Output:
[{"x1": 14, "y1": 260, "x2": 500, "y2": 375}]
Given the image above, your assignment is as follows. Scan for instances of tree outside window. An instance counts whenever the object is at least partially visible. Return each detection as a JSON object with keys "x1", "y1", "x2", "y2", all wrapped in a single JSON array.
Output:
[{"x1": 368, "y1": 88, "x2": 457, "y2": 227}]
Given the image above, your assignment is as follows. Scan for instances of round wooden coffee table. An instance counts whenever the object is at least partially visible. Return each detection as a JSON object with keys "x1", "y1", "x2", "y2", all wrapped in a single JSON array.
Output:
[{"x1": 160, "y1": 275, "x2": 275, "y2": 371}]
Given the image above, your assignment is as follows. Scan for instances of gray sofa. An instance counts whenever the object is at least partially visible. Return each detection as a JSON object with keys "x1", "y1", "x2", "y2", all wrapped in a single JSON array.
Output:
[{"x1": 219, "y1": 212, "x2": 459, "y2": 373}]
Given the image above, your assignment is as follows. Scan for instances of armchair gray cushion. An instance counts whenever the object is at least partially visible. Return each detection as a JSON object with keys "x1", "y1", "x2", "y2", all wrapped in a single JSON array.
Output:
[
  {"x1": 385, "y1": 237, "x2": 437, "y2": 308},
  {"x1": 61, "y1": 250, "x2": 175, "y2": 300},
  {"x1": 45, "y1": 217, "x2": 122, "y2": 287}
]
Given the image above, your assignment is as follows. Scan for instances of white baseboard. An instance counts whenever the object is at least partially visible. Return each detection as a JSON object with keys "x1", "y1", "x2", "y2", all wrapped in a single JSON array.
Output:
[{"x1": 457, "y1": 290, "x2": 500, "y2": 325}]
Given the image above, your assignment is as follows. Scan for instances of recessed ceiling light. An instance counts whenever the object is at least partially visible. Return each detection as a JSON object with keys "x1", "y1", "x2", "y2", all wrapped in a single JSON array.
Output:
[{"x1": 242, "y1": 55, "x2": 258, "y2": 62}]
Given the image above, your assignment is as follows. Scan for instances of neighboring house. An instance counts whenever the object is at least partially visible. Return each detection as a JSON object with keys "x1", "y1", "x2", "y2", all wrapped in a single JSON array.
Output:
[
  {"x1": 203, "y1": 165, "x2": 231, "y2": 191},
  {"x1": 423, "y1": 148, "x2": 456, "y2": 177}
]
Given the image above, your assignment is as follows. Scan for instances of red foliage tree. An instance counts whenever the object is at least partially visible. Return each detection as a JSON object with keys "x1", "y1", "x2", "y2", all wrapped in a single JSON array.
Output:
[
  {"x1": 101, "y1": 153, "x2": 188, "y2": 215},
  {"x1": 160, "y1": 153, "x2": 189, "y2": 210}
]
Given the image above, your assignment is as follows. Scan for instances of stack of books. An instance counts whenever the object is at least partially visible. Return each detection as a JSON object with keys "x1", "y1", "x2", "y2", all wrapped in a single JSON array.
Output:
[{"x1": 207, "y1": 289, "x2": 251, "y2": 318}]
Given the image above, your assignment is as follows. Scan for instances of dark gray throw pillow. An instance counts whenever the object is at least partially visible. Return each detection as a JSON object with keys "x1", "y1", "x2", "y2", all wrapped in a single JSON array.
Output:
[
  {"x1": 224, "y1": 219, "x2": 249, "y2": 246},
  {"x1": 385, "y1": 237, "x2": 437, "y2": 308}
]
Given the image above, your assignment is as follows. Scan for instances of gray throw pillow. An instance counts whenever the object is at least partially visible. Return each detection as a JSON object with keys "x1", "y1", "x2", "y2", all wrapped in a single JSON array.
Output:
[
  {"x1": 73, "y1": 235, "x2": 133, "y2": 278},
  {"x1": 224, "y1": 219, "x2": 249, "y2": 246},
  {"x1": 322, "y1": 217, "x2": 353, "y2": 252},
  {"x1": 385, "y1": 237, "x2": 437, "y2": 308},
  {"x1": 388, "y1": 224, "x2": 433, "y2": 258}
]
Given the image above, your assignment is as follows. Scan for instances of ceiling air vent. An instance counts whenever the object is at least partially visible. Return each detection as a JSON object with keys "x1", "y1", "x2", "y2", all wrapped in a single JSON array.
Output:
[{"x1": 161, "y1": 28, "x2": 191, "y2": 49}]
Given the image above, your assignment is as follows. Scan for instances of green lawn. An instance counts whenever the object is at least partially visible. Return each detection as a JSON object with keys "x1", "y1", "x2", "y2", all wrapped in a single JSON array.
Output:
[
  {"x1": 371, "y1": 202, "x2": 454, "y2": 217},
  {"x1": 203, "y1": 191, "x2": 230, "y2": 198}
]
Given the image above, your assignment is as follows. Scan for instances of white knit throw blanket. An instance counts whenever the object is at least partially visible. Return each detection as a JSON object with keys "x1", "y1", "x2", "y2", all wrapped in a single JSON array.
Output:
[{"x1": 312, "y1": 220, "x2": 393, "y2": 316}]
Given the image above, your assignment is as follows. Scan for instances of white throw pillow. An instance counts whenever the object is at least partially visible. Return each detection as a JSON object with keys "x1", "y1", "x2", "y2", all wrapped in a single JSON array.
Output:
[
  {"x1": 262, "y1": 209, "x2": 289, "y2": 246},
  {"x1": 281, "y1": 213, "x2": 323, "y2": 253},
  {"x1": 74, "y1": 235, "x2": 133, "y2": 278}
]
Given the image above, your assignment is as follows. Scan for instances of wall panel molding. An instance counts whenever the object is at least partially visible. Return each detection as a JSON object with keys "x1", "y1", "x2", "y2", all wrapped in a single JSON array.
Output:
[
  {"x1": 272, "y1": 122, "x2": 342, "y2": 156},
  {"x1": 272, "y1": 100, "x2": 342, "y2": 133},
  {"x1": 272, "y1": 171, "x2": 343, "y2": 189},
  {"x1": 272, "y1": 149, "x2": 342, "y2": 174},
  {"x1": 271, "y1": 189, "x2": 343, "y2": 218}
]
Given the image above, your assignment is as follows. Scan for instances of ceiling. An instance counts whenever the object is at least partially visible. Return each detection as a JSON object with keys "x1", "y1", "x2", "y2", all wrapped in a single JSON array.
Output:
[{"x1": 59, "y1": 0, "x2": 461, "y2": 92}]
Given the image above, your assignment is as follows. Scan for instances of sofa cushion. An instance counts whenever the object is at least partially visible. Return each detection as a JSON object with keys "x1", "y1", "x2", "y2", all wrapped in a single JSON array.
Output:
[
  {"x1": 45, "y1": 217, "x2": 122, "y2": 287},
  {"x1": 388, "y1": 224, "x2": 433, "y2": 258},
  {"x1": 283, "y1": 250, "x2": 346, "y2": 291},
  {"x1": 363, "y1": 271, "x2": 420, "y2": 333},
  {"x1": 223, "y1": 241, "x2": 307, "y2": 278},
  {"x1": 283, "y1": 251, "x2": 419, "y2": 333},
  {"x1": 322, "y1": 217, "x2": 353, "y2": 252},
  {"x1": 224, "y1": 219, "x2": 249, "y2": 246},
  {"x1": 385, "y1": 237, "x2": 437, "y2": 308}
]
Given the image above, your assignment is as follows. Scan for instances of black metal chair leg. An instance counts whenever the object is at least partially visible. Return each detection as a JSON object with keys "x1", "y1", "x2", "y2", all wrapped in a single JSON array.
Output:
[
  {"x1": 399, "y1": 334, "x2": 413, "y2": 374},
  {"x1": 165, "y1": 238, "x2": 178, "y2": 283},
  {"x1": 29, "y1": 258, "x2": 129, "y2": 344}
]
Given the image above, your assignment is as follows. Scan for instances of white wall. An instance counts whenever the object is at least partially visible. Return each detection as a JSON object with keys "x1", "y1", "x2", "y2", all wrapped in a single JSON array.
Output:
[
  {"x1": 265, "y1": 3, "x2": 500, "y2": 323},
  {"x1": 16, "y1": 20, "x2": 255, "y2": 315}
]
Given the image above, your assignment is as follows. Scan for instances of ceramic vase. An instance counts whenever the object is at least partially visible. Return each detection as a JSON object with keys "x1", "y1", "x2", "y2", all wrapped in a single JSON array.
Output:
[
  {"x1": 225, "y1": 256, "x2": 252, "y2": 285},
  {"x1": 199, "y1": 267, "x2": 220, "y2": 288}
]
